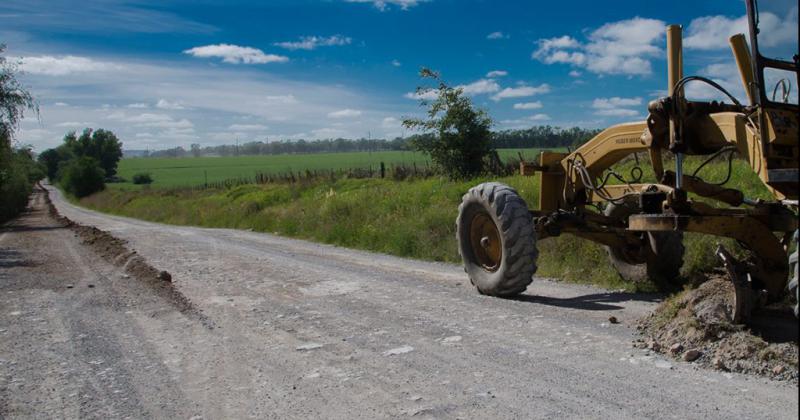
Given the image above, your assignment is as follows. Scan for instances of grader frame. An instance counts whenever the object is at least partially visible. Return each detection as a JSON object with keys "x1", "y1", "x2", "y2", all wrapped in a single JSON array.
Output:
[{"x1": 458, "y1": 0, "x2": 798, "y2": 322}]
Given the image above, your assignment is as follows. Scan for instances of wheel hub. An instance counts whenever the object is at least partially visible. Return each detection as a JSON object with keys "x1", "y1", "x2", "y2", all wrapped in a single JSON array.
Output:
[{"x1": 469, "y1": 212, "x2": 502, "y2": 271}]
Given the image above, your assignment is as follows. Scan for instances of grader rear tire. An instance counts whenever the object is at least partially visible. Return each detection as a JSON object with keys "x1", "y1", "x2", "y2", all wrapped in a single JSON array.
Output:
[
  {"x1": 457, "y1": 182, "x2": 538, "y2": 296},
  {"x1": 604, "y1": 196, "x2": 684, "y2": 289}
]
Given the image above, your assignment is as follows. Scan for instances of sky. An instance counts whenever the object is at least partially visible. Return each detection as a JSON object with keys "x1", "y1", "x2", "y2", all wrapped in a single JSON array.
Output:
[{"x1": 1, "y1": 0, "x2": 797, "y2": 152}]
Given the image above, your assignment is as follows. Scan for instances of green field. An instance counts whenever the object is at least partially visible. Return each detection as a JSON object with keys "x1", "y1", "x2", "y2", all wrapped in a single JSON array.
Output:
[{"x1": 117, "y1": 149, "x2": 549, "y2": 188}]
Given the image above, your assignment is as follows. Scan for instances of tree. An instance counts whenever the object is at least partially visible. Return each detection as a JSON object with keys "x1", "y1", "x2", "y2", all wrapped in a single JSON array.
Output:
[
  {"x1": 190, "y1": 143, "x2": 202, "y2": 157},
  {"x1": 1, "y1": 44, "x2": 37, "y2": 148},
  {"x1": 59, "y1": 157, "x2": 105, "y2": 198},
  {"x1": 64, "y1": 128, "x2": 123, "y2": 178},
  {"x1": 1, "y1": 44, "x2": 40, "y2": 222},
  {"x1": 403, "y1": 68, "x2": 494, "y2": 179},
  {"x1": 37, "y1": 145, "x2": 75, "y2": 180}
]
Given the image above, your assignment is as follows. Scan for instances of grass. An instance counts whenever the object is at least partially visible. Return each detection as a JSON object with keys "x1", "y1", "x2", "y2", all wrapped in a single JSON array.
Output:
[
  {"x1": 81, "y1": 153, "x2": 777, "y2": 291},
  {"x1": 115, "y1": 148, "x2": 549, "y2": 189}
]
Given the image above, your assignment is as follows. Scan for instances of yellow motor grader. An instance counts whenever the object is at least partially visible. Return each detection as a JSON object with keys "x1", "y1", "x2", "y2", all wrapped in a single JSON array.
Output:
[{"x1": 457, "y1": 0, "x2": 799, "y2": 322}]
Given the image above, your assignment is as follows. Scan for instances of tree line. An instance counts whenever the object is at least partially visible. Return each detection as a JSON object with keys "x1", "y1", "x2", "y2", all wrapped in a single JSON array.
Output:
[{"x1": 141, "y1": 127, "x2": 599, "y2": 159}]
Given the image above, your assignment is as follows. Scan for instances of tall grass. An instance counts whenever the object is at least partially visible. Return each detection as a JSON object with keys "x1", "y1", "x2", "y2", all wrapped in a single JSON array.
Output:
[{"x1": 81, "y1": 156, "x2": 777, "y2": 291}]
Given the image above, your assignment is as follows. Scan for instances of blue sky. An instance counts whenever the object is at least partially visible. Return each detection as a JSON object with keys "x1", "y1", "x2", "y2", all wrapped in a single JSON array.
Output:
[{"x1": 2, "y1": 0, "x2": 796, "y2": 151}]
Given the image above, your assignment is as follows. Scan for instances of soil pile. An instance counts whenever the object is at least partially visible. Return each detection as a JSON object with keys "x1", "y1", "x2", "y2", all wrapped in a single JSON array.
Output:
[
  {"x1": 637, "y1": 274, "x2": 798, "y2": 381},
  {"x1": 42, "y1": 187, "x2": 212, "y2": 327}
]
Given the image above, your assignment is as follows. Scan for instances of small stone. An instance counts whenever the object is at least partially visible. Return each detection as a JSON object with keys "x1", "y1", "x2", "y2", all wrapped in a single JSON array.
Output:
[
  {"x1": 712, "y1": 357, "x2": 726, "y2": 370},
  {"x1": 654, "y1": 360, "x2": 673, "y2": 370},
  {"x1": 295, "y1": 343, "x2": 324, "y2": 351},
  {"x1": 66, "y1": 284, "x2": 74, "y2": 289},
  {"x1": 772, "y1": 365, "x2": 785, "y2": 375},
  {"x1": 159, "y1": 271, "x2": 172, "y2": 282},
  {"x1": 647, "y1": 340, "x2": 661, "y2": 352},
  {"x1": 442, "y1": 335, "x2": 462, "y2": 344},
  {"x1": 608, "y1": 316, "x2": 619, "y2": 324},
  {"x1": 383, "y1": 345, "x2": 414, "y2": 356},
  {"x1": 682, "y1": 349, "x2": 702, "y2": 362},
  {"x1": 87, "y1": 284, "x2": 95, "y2": 288},
  {"x1": 669, "y1": 343, "x2": 684, "y2": 355}
]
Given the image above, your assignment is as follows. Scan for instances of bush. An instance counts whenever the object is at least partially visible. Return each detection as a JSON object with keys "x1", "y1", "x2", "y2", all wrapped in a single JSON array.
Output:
[
  {"x1": 132, "y1": 173, "x2": 153, "y2": 185},
  {"x1": 0, "y1": 148, "x2": 44, "y2": 223},
  {"x1": 0, "y1": 163, "x2": 32, "y2": 223},
  {"x1": 59, "y1": 157, "x2": 106, "y2": 198},
  {"x1": 403, "y1": 69, "x2": 494, "y2": 179}
]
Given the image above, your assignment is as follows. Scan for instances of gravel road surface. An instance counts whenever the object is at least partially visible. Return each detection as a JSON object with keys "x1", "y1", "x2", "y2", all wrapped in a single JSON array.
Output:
[{"x1": 0, "y1": 186, "x2": 796, "y2": 419}]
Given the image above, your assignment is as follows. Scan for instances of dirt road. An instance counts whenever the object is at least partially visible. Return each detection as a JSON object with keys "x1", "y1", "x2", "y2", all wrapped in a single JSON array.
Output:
[{"x1": 1, "y1": 186, "x2": 797, "y2": 419}]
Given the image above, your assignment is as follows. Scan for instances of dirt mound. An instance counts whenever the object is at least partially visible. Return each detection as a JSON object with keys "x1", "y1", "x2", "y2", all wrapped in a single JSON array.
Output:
[
  {"x1": 42, "y1": 188, "x2": 213, "y2": 328},
  {"x1": 637, "y1": 274, "x2": 798, "y2": 381}
]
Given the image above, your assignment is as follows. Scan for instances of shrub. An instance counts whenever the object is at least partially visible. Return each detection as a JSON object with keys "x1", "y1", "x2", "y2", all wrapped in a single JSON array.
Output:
[
  {"x1": 403, "y1": 68, "x2": 494, "y2": 179},
  {"x1": 0, "y1": 161, "x2": 32, "y2": 222},
  {"x1": 0, "y1": 148, "x2": 44, "y2": 223},
  {"x1": 132, "y1": 172, "x2": 153, "y2": 185},
  {"x1": 59, "y1": 157, "x2": 106, "y2": 198}
]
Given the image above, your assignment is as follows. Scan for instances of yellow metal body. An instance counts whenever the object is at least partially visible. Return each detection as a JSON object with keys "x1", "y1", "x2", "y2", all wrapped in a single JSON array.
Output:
[{"x1": 522, "y1": 18, "x2": 798, "y2": 302}]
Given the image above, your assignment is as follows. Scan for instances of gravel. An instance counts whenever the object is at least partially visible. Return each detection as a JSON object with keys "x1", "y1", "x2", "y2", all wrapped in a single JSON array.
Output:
[{"x1": 0, "y1": 186, "x2": 796, "y2": 419}]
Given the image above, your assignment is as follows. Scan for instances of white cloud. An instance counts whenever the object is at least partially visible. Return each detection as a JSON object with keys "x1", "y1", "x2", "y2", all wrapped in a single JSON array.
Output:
[
  {"x1": 513, "y1": 101, "x2": 543, "y2": 110},
  {"x1": 594, "y1": 109, "x2": 640, "y2": 117},
  {"x1": 382, "y1": 117, "x2": 401, "y2": 128},
  {"x1": 404, "y1": 78, "x2": 502, "y2": 100},
  {"x1": 486, "y1": 70, "x2": 508, "y2": 78},
  {"x1": 591, "y1": 97, "x2": 642, "y2": 118},
  {"x1": 127, "y1": 103, "x2": 149, "y2": 109},
  {"x1": 183, "y1": 44, "x2": 288, "y2": 64},
  {"x1": 491, "y1": 84, "x2": 550, "y2": 101},
  {"x1": 273, "y1": 35, "x2": 352, "y2": 51},
  {"x1": 148, "y1": 119, "x2": 194, "y2": 129},
  {"x1": 53, "y1": 102, "x2": 69, "y2": 107},
  {"x1": 486, "y1": 31, "x2": 509, "y2": 40},
  {"x1": 327, "y1": 108, "x2": 363, "y2": 118},
  {"x1": 391, "y1": 59, "x2": 402, "y2": 67},
  {"x1": 107, "y1": 112, "x2": 194, "y2": 129},
  {"x1": 264, "y1": 95, "x2": 299, "y2": 104},
  {"x1": 404, "y1": 90, "x2": 439, "y2": 101},
  {"x1": 56, "y1": 121, "x2": 93, "y2": 128},
  {"x1": 156, "y1": 99, "x2": 185, "y2": 110},
  {"x1": 499, "y1": 113, "x2": 552, "y2": 127},
  {"x1": 684, "y1": 7, "x2": 797, "y2": 50},
  {"x1": 533, "y1": 17, "x2": 665, "y2": 76},
  {"x1": 312, "y1": 127, "x2": 347, "y2": 138},
  {"x1": 19, "y1": 55, "x2": 120, "y2": 76},
  {"x1": 592, "y1": 97, "x2": 642, "y2": 109},
  {"x1": 458, "y1": 79, "x2": 500, "y2": 95},
  {"x1": 683, "y1": 15, "x2": 747, "y2": 50},
  {"x1": 533, "y1": 35, "x2": 580, "y2": 55},
  {"x1": 568, "y1": 70, "x2": 582, "y2": 77},
  {"x1": 344, "y1": 0, "x2": 427, "y2": 11},
  {"x1": 229, "y1": 124, "x2": 268, "y2": 131}
]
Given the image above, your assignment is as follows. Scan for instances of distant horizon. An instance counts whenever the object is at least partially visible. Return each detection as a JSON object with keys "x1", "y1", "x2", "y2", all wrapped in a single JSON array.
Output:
[{"x1": 120, "y1": 124, "x2": 593, "y2": 156}]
